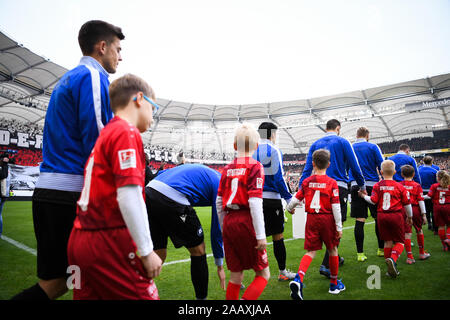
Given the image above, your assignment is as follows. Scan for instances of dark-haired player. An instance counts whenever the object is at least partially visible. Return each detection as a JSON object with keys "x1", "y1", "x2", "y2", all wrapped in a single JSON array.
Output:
[
  {"x1": 299, "y1": 119, "x2": 366, "y2": 277},
  {"x1": 253, "y1": 122, "x2": 295, "y2": 281},
  {"x1": 12, "y1": 20, "x2": 125, "y2": 300}
]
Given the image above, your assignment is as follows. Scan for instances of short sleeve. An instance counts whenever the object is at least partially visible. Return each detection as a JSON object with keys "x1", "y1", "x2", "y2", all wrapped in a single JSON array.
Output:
[
  {"x1": 247, "y1": 163, "x2": 264, "y2": 198},
  {"x1": 109, "y1": 127, "x2": 144, "y2": 188},
  {"x1": 295, "y1": 181, "x2": 306, "y2": 201},
  {"x1": 417, "y1": 185, "x2": 424, "y2": 202},
  {"x1": 330, "y1": 180, "x2": 340, "y2": 204},
  {"x1": 400, "y1": 185, "x2": 410, "y2": 206},
  {"x1": 370, "y1": 184, "x2": 380, "y2": 204}
]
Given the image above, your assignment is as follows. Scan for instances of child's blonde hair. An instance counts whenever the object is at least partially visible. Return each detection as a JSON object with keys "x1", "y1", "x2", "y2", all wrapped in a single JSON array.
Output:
[
  {"x1": 234, "y1": 122, "x2": 260, "y2": 153},
  {"x1": 437, "y1": 170, "x2": 450, "y2": 189},
  {"x1": 381, "y1": 160, "x2": 396, "y2": 176}
]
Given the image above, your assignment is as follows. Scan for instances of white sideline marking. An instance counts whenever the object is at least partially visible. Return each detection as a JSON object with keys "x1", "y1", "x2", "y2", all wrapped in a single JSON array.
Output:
[
  {"x1": 1, "y1": 235, "x2": 37, "y2": 256},
  {"x1": 1, "y1": 221, "x2": 375, "y2": 266}
]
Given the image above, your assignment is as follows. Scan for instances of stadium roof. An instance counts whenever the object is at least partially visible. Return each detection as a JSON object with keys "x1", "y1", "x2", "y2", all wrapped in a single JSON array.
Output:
[{"x1": 1, "y1": 30, "x2": 449, "y2": 155}]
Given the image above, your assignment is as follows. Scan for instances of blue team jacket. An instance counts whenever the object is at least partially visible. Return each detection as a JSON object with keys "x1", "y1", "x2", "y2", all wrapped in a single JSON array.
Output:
[
  {"x1": 252, "y1": 139, "x2": 292, "y2": 201},
  {"x1": 36, "y1": 56, "x2": 113, "y2": 192},
  {"x1": 299, "y1": 132, "x2": 366, "y2": 189},
  {"x1": 349, "y1": 138, "x2": 384, "y2": 186},
  {"x1": 418, "y1": 165, "x2": 438, "y2": 191},
  {"x1": 148, "y1": 164, "x2": 224, "y2": 265},
  {"x1": 388, "y1": 151, "x2": 421, "y2": 184}
]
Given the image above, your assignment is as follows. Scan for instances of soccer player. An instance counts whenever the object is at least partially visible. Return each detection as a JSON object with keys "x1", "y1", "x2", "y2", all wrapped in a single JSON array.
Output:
[
  {"x1": 67, "y1": 74, "x2": 162, "y2": 299},
  {"x1": 287, "y1": 149, "x2": 345, "y2": 300},
  {"x1": 12, "y1": 20, "x2": 125, "y2": 300},
  {"x1": 349, "y1": 127, "x2": 385, "y2": 261},
  {"x1": 253, "y1": 122, "x2": 296, "y2": 281},
  {"x1": 145, "y1": 163, "x2": 225, "y2": 300},
  {"x1": 425, "y1": 170, "x2": 450, "y2": 251},
  {"x1": 299, "y1": 119, "x2": 366, "y2": 277},
  {"x1": 217, "y1": 123, "x2": 270, "y2": 300},
  {"x1": 359, "y1": 160, "x2": 413, "y2": 278},
  {"x1": 388, "y1": 144, "x2": 421, "y2": 184},
  {"x1": 399, "y1": 165, "x2": 430, "y2": 263},
  {"x1": 419, "y1": 156, "x2": 439, "y2": 231}
]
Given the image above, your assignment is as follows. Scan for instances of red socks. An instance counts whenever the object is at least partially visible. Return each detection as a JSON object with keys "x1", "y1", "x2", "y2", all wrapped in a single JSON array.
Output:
[
  {"x1": 241, "y1": 276, "x2": 268, "y2": 300},
  {"x1": 226, "y1": 282, "x2": 241, "y2": 300},
  {"x1": 404, "y1": 238, "x2": 413, "y2": 259},
  {"x1": 391, "y1": 243, "x2": 404, "y2": 263},
  {"x1": 384, "y1": 247, "x2": 392, "y2": 259},
  {"x1": 329, "y1": 255, "x2": 339, "y2": 285},
  {"x1": 297, "y1": 255, "x2": 313, "y2": 282},
  {"x1": 417, "y1": 233, "x2": 425, "y2": 254}
]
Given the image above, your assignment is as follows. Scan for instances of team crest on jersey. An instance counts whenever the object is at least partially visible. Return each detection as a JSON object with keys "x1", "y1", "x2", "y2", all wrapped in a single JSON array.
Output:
[
  {"x1": 256, "y1": 178, "x2": 263, "y2": 189},
  {"x1": 118, "y1": 149, "x2": 137, "y2": 170}
]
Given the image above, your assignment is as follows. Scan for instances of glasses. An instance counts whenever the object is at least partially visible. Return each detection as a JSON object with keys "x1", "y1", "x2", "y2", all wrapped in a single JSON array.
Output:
[{"x1": 133, "y1": 95, "x2": 160, "y2": 116}]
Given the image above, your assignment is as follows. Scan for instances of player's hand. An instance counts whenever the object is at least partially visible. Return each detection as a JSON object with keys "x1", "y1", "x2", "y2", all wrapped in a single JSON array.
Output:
[
  {"x1": 255, "y1": 238, "x2": 267, "y2": 251},
  {"x1": 422, "y1": 214, "x2": 428, "y2": 225},
  {"x1": 217, "y1": 265, "x2": 226, "y2": 290},
  {"x1": 336, "y1": 231, "x2": 343, "y2": 239},
  {"x1": 406, "y1": 217, "x2": 413, "y2": 227},
  {"x1": 141, "y1": 251, "x2": 163, "y2": 279}
]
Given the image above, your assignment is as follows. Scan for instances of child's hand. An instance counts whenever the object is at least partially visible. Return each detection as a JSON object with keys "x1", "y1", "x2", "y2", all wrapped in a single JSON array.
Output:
[
  {"x1": 357, "y1": 190, "x2": 366, "y2": 198},
  {"x1": 336, "y1": 231, "x2": 343, "y2": 239},
  {"x1": 422, "y1": 214, "x2": 428, "y2": 225},
  {"x1": 406, "y1": 217, "x2": 413, "y2": 227},
  {"x1": 255, "y1": 238, "x2": 267, "y2": 251}
]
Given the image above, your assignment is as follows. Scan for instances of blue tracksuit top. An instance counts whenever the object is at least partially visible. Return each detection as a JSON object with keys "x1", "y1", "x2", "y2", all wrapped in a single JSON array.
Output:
[
  {"x1": 148, "y1": 164, "x2": 224, "y2": 265},
  {"x1": 418, "y1": 165, "x2": 438, "y2": 191},
  {"x1": 349, "y1": 138, "x2": 384, "y2": 186},
  {"x1": 299, "y1": 132, "x2": 366, "y2": 189},
  {"x1": 252, "y1": 139, "x2": 292, "y2": 201},
  {"x1": 388, "y1": 151, "x2": 421, "y2": 184},
  {"x1": 36, "y1": 56, "x2": 113, "y2": 192}
]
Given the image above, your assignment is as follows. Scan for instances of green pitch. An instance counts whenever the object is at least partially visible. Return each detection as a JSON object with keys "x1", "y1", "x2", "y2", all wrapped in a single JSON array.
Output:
[{"x1": 0, "y1": 201, "x2": 449, "y2": 300}]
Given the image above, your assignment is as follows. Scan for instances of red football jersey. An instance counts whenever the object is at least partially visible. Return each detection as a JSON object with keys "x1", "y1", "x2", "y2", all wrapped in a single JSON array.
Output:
[
  {"x1": 295, "y1": 175, "x2": 340, "y2": 214},
  {"x1": 74, "y1": 116, "x2": 146, "y2": 230},
  {"x1": 217, "y1": 157, "x2": 264, "y2": 211},
  {"x1": 400, "y1": 180, "x2": 424, "y2": 206},
  {"x1": 370, "y1": 180, "x2": 410, "y2": 213},
  {"x1": 428, "y1": 183, "x2": 450, "y2": 205}
]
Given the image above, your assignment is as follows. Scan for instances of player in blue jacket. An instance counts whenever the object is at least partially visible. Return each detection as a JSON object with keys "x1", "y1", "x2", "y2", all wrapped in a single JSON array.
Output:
[
  {"x1": 145, "y1": 163, "x2": 225, "y2": 300},
  {"x1": 299, "y1": 119, "x2": 366, "y2": 277},
  {"x1": 419, "y1": 155, "x2": 439, "y2": 231},
  {"x1": 349, "y1": 127, "x2": 385, "y2": 260},
  {"x1": 253, "y1": 122, "x2": 296, "y2": 282},
  {"x1": 388, "y1": 144, "x2": 421, "y2": 184},
  {"x1": 12, "y1": 20, "x2": 125, "y2": 300}
]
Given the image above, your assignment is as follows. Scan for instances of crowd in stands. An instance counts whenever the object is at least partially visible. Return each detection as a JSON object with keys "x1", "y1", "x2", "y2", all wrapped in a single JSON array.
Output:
[
  {"x1": 0, "y1": 118, "x2": 43, "y2": 136},
  {"x1": 377, "y1": 136, "x2": 448, "y2": 154}
]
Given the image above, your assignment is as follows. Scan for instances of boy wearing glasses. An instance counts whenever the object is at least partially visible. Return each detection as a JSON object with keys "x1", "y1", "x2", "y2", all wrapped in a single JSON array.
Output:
[{"x1": 67, "y1": 74, "x2": 162, "y2": 299}]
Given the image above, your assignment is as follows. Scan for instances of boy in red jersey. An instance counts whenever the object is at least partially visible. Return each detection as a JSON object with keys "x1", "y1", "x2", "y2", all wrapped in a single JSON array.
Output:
[
  {"x1": 67, "y1": 74, "x2": 162, "y2": 299},
  {"x1": 216, "y1": 123, "x2": 270, "y2": 300},
  {"x1": 400, "y1": 165, "x2": 430, "y2": 263},
  {"x1": 286, "y1": 149, "x2": 344, "y2": 300},
  {"x1": 425, "y1": 170, "x2": 450, "y2": 251},
  {"x1": 359, "y1": 160, "x2": 413, "y2": 278}
]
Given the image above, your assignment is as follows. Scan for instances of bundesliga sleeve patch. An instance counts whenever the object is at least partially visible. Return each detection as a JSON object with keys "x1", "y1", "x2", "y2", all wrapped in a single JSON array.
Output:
[
  {"x1": 333, "y1": 189, "x2": 339, "y2": 197},
  {"x1": 118, "y1": 149, "x2": 137, "y2": 170},
  {"x1": 256, "y1": 178, "x2": 263, "y2": 189}
]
